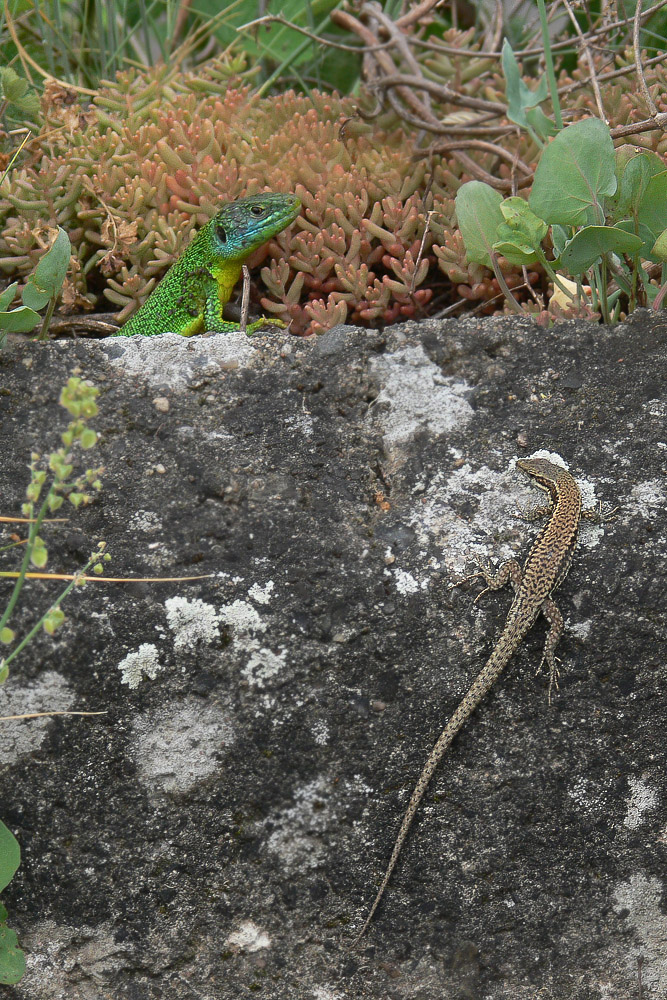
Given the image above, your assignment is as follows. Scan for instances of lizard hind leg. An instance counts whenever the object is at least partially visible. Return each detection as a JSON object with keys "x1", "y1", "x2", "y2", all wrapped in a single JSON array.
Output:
[
  {"x1": 537, "y1": 596, "x2": 564, "y2": 703},
  {"x1": 455, "y1": 557, "x2": 523, "y2": 605}
]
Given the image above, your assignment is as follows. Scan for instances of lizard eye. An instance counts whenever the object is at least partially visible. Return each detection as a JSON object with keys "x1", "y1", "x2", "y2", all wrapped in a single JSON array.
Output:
[
  {"x1": 215, "y1": 224, "x2": 227, "y2": 243},
  {"x1": 251, "y1": 206, "x2": 265, "y2": 216}
]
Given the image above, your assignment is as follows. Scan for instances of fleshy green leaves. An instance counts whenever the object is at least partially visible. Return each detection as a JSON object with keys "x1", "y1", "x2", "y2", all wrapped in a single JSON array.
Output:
[{"x1": 529, "y1": 118, "x2": 617, "y2": 226}]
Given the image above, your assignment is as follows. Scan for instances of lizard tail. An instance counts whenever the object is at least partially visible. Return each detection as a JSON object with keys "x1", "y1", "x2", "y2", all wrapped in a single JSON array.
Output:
[{"x1": 351, "y1": 651, "x2": 509, "y2": 945}]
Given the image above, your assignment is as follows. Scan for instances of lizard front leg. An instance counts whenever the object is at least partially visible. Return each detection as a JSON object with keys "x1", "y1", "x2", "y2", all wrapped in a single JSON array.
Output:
[{"x1": 203, "y1": 273, "x2": 288, "y2": 335}]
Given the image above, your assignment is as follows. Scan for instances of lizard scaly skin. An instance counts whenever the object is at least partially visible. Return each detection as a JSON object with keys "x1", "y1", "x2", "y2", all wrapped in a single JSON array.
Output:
[
  {"x1": 354, "y1": 458, "x2": 595, "y2": 942},
  {"x1": 116, "y1": 193, "x2": 301, "y2": 337}
]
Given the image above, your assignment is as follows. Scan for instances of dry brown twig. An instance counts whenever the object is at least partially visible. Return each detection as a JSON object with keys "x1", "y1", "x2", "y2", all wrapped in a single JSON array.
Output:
[
  {"x1": 329, "y1": 0, "x2": 667, "y2": 145},
  {"x1": 259, "y1": 4, "x2": 667, "y2": 197},
  {"x1": 561, "y1": 0, "x2": 608, "y2": 122},
  {"x1": 633, "y1": 0, "x2": 667, "y2": 129}
]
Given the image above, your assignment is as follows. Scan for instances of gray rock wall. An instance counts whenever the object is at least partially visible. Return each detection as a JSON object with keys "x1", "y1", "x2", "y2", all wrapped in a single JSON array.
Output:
[{"x1": 0, "y1": 313, "x2": 665, "y2": 999}]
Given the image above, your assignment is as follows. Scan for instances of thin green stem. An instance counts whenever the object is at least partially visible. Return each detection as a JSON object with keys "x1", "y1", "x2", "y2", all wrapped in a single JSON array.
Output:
[
  {"x1": 489, "y1": 251, "x2": 523, "y2": 314},
  {"x1": 588, "y1": 267, "x2": 601, "y2": 312},
  {"x1": 536, "y1": 0, "x2": 563, "y2": 129},
  {"x1": 535, "y1": 248, "x2": 578, "y2": 301},
  {"x1": 598, "y1": 258, "x2": 611, "y2": 324},
  {"x1": 0, "y1": 486, "x2": 54, "y2": 634},
  {"x1": 36, "y1": 296, "x2": 57, "y2": 341},
  {"x1": 1, "y1": 558, "x2": 96, "y2": 671}
]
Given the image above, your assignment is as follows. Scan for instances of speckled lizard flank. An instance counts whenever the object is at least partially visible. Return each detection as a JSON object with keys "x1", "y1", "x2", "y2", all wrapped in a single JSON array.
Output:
[{"x1": 354, "y1": 458, "x2": 600, "y2": 942}]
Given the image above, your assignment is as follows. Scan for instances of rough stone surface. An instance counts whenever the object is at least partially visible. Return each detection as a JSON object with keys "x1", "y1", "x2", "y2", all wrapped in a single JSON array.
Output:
[{"x1": 0, "y1": 314, "x2": 665, "y2": 999}]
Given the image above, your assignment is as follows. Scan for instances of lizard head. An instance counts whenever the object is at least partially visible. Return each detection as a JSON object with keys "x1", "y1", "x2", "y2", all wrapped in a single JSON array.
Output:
[
  {"x1": 516, "y1": 457, "x2": 572, "y2": 505},
  {"x1": 208, "y1": 193, "x2": 301, "y2": 261}
]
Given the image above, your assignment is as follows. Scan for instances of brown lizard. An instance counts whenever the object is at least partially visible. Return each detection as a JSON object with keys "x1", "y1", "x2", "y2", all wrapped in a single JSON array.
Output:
[{"x1": 353, "y1": 457, "x2": 604, "y2": 942}]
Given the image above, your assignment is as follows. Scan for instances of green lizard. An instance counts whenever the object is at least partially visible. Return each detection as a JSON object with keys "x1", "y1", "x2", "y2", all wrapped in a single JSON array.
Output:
[{"x1": 116, "y1": 192, "x2": 301, "y2": 337}]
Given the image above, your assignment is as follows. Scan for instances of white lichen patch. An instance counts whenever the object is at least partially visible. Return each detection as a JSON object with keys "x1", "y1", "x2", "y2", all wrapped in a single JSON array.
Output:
[
  {"x1": 629, "y1": 478, "x2": 665, "y2": 518},
  {"x1": 132, "y1": 699, "x2": 235, "y2": 795},
  {"x1": 283, "y1": 412, "x2": 314, "y2": 438},
  {"x1": 241, "y1": 643, "x2": 287, "y2": 688},
  {"x1": 224, "y1": 920, "x2": 271, "y2": 954},
  {"x1": 312, "y1": 988, "x2": 344, "y2": 1000},
  {"x1": 311, "y1": 720, "x2": 330, "y2": 746},
  {"x1": 165, "y1": 596, "x2": 221, "y2": 650},
  {"x1": 248, "y1": 580, "x2": 275, "y2": 605},
  {"x1": 613, "y1": 874, "x2": 667, "y2": 995},
  {"x1": 218, "y1": 597, "x2": 287, "y2": 695},
  {"x1": 265, "y1": 777, "x2": 332, "y2": 868},
  {"x1": 127, "y1": 509, "x2": 162, "y2": 533},
  {"x1": 408, "y1": 462, "x2": 523, "y2": 575},
  {"x1": 567, "y1": 776, "x2": 613, "y2": 818},
  {"x1": 569, "y1": 618, "x2": 593, "y2": 640},
  {"x1": 623, "y1": 777, "x2": 658, "y2": 829},
  {"x1": 118, "y1": 643, "x2": 163, "y2": 688},
  {"x1": 393, "y1": 568, "x2": 419, "y2": 595},
  {"x1": 17, "y1": 918, "x2": 131, "y2": 994},
  {"x1": 368, "y1": 344, "x2": 473, "y2": 453},
  {"x1": 0, "y1": 672, "x2": 75, "y2": 764},
  {"x1": 219, "y1": 599, "x2": 266, "y2": 634},
  {"x1": 103, "y1": 331, "x2": 255, "y2": 390}
]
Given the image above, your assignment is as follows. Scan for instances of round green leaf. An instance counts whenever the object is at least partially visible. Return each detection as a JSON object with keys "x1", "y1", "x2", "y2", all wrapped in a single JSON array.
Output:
[
  {"x1": 33, "y1": 227, "x2": 71, "y2": 296},
  {"x1": 559, "y1": 225, "x2": 643, "y2": 274},
  {"x1": 500, "y1": 197, "x2": 549, "y2": 244},
  {"x1": 43, "y1": 608, "x2": 66, "y2": 635},
  {"x1": 22, "y1": 282, "x2": 50, "y2": 311},
  {"x1": 0, "y1": 822, "x2": 20, "y2": 893},
  {"x1": 30, "y1": 544, "x2": 48, "y2": 569},
  {"x1": 0, "y1": 68, "x2": 27, "y2": 103},
  {"x1": 455, "y1": 181, "x2": 504, "y2": 267},
  {"x1": 615, "y1": 220, "x2": 664, "y2": 263},
  {"x1": 529, "y1": 118, "x2": 616, "y2": 226},
  {"x1": 651, "y1": 229, "x2": 667, "y2": 263},
  {"x1": 0, "y1": 283, "x2": 19, "y2": 313},
  {"x1": 493, "y1": 230, "x2": 540, "y2": 265},
  {"x1": 0, "y1": 924, "x2": 26, "y2": 985},
  {"x1": 637, "y1": 171, "x2": 667, "y2": 238},
  {"x1": 0, "y1": 306, "x2": 40, "y2": 333},
  {"x1": 607, "y1": 150, "x2": 666, "y2": 221}
]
